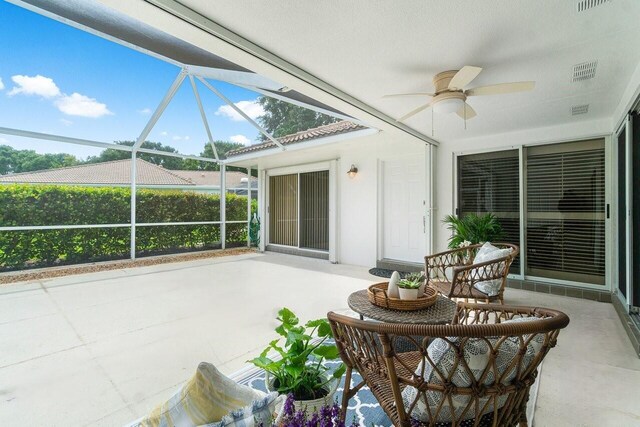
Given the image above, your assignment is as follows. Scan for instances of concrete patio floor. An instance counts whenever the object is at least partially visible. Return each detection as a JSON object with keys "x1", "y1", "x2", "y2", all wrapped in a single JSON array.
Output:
[{"x1": 0, "y1": 252, "x2": 639, "y2": 426}]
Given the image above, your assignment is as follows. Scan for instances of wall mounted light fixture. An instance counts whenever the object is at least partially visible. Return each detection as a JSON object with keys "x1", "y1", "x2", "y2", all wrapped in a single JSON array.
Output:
[{"x1": 347, "y1": 164, "x2": 358, "y2": 178}]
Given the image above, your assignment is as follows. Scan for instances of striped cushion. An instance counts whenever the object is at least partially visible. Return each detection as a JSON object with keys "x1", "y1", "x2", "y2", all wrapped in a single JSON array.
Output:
[{"x1": 130, "y1": 362, "x2": 279, "y2": 427}]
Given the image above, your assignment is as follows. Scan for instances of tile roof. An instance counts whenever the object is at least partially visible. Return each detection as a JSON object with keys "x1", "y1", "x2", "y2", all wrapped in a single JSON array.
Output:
[
  {"x1": 226, "y1": 120, "x2": 367, "y2": 157},
  {"x1": 0, "y1": 159, "x2": 194, "y2": 186},
  {"x1": 0, "y1": 159, "x2": 249, "y2": 188},
  {"x1": 176, "y1": 170, "x2": 257, "y2": 188}
]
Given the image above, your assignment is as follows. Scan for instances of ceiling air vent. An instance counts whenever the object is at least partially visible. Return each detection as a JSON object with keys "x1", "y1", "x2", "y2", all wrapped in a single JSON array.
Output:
[
  {"x1": 572, "y1": 104, "x2": 589, "y2": 115},
  {"x1": 577, "y1": 0, "x2": 610, "y2": 12},
  {"x1": 572, "y1": 61, "x2": 598, "y2": 82}
]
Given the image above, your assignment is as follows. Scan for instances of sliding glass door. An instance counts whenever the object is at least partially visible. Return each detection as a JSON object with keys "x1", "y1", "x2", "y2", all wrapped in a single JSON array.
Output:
[
  {"x1": 525, "y1": 140, "x2": 605, "y2": 285},
  {"x1": 457, "y1": 138, "x2": 606, "y2": 287},
  {"x1": 269, "y1": 170, "x2": 329, "y2": 252},
  {"x1": 457, "y1": 150, "x2": 520, "y2": 273}
]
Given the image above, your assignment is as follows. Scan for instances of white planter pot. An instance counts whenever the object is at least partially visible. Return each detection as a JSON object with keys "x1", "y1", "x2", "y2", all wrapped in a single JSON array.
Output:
[
  {"x1": 265, "y1": 372, "x2": 339, "y2": 414},
  {"x1": 398, "y1": 287, "x2": 419, "y2": 300}
]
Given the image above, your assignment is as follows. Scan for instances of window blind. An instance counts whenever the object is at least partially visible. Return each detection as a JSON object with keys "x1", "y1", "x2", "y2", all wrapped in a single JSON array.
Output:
[
  {"x1": 300, "y1": 171, "x2": 329, "y2": 250},
  {"x1": 525, "y1": 140, "x2": 605, "y2": 284},
  {"x1": 269, "y1": 174, "x2": 298, "y2": 246},
  {"x1": 457, "y1": 150, "x2": 521, "y2": 273}
]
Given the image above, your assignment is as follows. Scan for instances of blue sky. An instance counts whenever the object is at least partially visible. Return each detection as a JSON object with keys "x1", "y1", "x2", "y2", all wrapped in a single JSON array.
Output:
[{"x1": 0, "y1": 0, "x2": 267, "y2": 158}]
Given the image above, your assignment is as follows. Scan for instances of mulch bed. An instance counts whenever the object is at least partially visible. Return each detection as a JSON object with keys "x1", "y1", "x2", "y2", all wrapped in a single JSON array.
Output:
[{"x1": 0, "y1": 248, "x2": 256, "y2": 285}]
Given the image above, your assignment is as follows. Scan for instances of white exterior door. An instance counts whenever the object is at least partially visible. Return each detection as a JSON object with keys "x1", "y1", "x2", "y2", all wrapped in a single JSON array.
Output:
[{"x1": 382, "y1": 154, "x2": 425, "y2": 263}]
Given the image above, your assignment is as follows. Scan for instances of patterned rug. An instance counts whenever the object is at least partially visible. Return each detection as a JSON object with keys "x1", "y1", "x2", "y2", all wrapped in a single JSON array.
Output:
[{"x1": 233, "y1": 359, "x2": 391, "y2": 426}]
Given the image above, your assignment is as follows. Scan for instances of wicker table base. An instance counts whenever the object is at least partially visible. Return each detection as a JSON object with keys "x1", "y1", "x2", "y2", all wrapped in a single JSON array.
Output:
[{"x1": 348, "y1": 289, "x2": 456, "y2": 324}]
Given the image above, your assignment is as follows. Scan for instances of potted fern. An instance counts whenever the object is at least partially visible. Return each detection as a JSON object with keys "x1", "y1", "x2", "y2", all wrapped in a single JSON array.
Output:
[{"x1": 442, "y1": 213, "x2": 504, "y2": 249}]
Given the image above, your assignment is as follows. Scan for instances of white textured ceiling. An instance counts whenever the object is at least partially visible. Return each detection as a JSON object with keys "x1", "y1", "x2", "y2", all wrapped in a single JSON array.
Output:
[{"x1": 178, "y1": 0, "x2": 640, "y2": 142}]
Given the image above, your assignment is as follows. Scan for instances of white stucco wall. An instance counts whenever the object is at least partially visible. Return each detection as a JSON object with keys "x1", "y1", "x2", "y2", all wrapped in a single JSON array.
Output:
[
  {"x1": 237, "y1": 116, "x2": 614, "y2": 269},
  {"x1": 242, "y1": 130, "x2": 427, "y2": 268}
]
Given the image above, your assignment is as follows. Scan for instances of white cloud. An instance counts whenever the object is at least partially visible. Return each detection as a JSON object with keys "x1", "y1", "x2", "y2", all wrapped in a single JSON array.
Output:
[
  {"x1": 0, "y1": 137, "x2": 8, "y2": 143},
  {"x1": 160, "y1": 131, "x2": 168, "y2": 136},
  {"x1": 0, "y1": 77, "x2": 4, "y2": 91},
  {"x1": 59, "y1": 118, "x2": 73, "y2": 126},
  {"x1": 54, "y1": 92, "x2": 113, "y2": 118},
  {"x1": 172, "y1": 135, "x2": 190, "y2": 141},
  {"x1": 215, "y1": 99, "x2": 264, "y2": 122},
  {"x1": 229, "y1": 134, "x2": 251, "y2": 145},
  {"x1": 8, "y1": 74, "x2": 61, "y2": 98},
  {"x1": 138, "y1": 107, "x2": 152, "y2": 115}
]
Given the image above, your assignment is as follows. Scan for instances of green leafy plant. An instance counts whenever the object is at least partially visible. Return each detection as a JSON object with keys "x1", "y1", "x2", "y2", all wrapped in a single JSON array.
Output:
[
  {"x1": 443, "y1": 213, "x2": 504, "y2": 249},
  {"x1": 0, "y1": 184, "x2": 258, "y2": 271},
  {"x1": 397, "y1": 272, "x2": 424, "y2": 289},
  {"x1": 249, "y1": 308, "x2": 346, "y2": 400}
]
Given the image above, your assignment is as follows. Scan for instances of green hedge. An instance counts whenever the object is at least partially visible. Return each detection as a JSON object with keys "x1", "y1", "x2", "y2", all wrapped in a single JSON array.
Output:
[{"x1": 0, "y1": 184, "x2": 257, "y2": 271}]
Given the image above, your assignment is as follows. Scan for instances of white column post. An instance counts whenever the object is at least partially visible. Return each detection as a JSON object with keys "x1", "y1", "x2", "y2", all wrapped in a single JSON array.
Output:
[
  {"x1": 221, "y1": 164, "x2": 226, "y2": 250},
  {"x1": 247, "y1": 167, "x2": 252, "y2": 248},
  {"x1": 130, "y1": 151, "x2": 137, "y2": 260}
]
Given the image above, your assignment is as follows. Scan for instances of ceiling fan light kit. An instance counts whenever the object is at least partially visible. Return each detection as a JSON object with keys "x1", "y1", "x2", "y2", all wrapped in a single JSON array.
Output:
[{"x1": 384, "y1": 66, "x2": 536, "y2": 129}]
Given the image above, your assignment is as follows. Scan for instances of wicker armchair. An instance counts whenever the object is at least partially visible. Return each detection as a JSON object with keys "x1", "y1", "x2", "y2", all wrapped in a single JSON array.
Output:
[
  {"x1": 425, "y1": 243, "x2": 520, "y2": 304},
  {"x1": 328, "y1": 303, "x2": 569, "y2": 427}
]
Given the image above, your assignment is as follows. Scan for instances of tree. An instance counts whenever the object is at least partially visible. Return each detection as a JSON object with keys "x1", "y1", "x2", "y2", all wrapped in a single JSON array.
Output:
[
  {"x1": 85, "y1": 141, "x2": 185, "y2": 170},
  {"x1": 0, "y1": 145, "x2": 80, "y2": 175},
  {"x1": 256, "y1": 97, "x2": 339, "y2": 141},
  {"x1": 197, "y1": 141, "x2": 247, "y2": 171}
]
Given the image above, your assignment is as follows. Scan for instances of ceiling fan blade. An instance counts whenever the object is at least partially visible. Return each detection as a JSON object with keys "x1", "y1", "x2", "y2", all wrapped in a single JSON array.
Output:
[
  {"x1": 382, "y1": 92, "x2": 434, "y2": 99},
  {"x1": 466, "y1": 81, "x2": 535, "y2": 96},
  {"x1": 456, "y1": 103, "x2": 477, "y2": 119},
  {"x1": 397, "y1": 101, "x2": 433, "y2": 122},
  {"x1": 448, "y1": 66, "x2": 483, "y2": 90}
]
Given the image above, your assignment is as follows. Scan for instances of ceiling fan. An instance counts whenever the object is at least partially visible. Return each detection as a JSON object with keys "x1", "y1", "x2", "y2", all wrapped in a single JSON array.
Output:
[{"x1": 384, "y1": 66, "x2": 535, "y2": 122}]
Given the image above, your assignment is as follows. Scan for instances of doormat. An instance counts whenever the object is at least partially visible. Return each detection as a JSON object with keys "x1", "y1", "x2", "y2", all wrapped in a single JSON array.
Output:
[{"x1": 368, "y1": 268, "x2": 411, "y2": 278}]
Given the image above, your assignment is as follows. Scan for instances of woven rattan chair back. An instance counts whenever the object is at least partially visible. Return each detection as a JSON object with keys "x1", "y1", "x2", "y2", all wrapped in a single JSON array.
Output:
[
  {"x1": 328, "y1": 303, "x2": 569, "y2": 427},
  {"x1": 425, "y1": 243, "x2": 520, "y2": 304}
]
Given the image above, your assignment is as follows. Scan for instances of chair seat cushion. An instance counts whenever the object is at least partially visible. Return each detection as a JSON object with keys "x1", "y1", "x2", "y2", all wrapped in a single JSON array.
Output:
[
  {"x1": 430, "y1": 280, "x2": 496, "y2": 300},
  {"x1": 401, "y1": 316, "x2": 544, "y2": 423}
]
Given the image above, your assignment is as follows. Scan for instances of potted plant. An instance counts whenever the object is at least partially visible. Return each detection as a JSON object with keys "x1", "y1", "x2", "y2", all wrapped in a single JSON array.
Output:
[
  {"x1": 397, "y1": 273, "x2": 424, "y2": 300},
  {"x1": 274, "y1": 394, "x2": 358, "y2": 427},
  {"x1": 442, "y1": 213, "x2": 504, "y2": 249},
  {"x1": 249, "y1": 308, "x2": 346, "y2": 413}
]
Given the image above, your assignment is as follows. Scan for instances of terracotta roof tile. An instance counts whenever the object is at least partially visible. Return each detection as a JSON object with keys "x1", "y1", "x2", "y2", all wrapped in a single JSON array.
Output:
[
  {"x1": 226, "y1": 120, "x2": 367, "y2": 157},
  {"x1": 0, "y1": 159, "x2": 191, "y2": 186}
]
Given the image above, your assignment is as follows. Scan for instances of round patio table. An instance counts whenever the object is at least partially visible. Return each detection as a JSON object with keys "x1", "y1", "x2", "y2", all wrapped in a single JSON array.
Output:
[{"x1": 347, "y1": 289, "x2": 457, "y2": 324}]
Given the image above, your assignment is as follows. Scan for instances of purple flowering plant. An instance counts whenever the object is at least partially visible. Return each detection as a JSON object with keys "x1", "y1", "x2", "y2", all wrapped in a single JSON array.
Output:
[{"x1": 260, "y1": 394, "x2": 358, "y2": 427}]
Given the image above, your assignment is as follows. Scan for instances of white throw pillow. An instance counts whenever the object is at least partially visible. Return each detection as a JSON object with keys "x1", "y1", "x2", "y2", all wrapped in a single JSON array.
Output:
[{"x1": 472, "y1": 242, "x2": 511, "y2": 297}]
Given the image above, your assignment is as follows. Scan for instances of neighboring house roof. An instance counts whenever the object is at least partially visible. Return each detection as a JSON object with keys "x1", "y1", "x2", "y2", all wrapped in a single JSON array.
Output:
[
  {"x1": 0, "y1": 159, "x2": 255, "y2": 187},
  {"x1": 0, "y1": 159, "x2": 192, "y2": 186},
  {"x1": 226, "y1": 120, "x2": 367, "y2": 157},
  {"x1": 176, "y1": 170, "x2": 257, "y2": 188}
]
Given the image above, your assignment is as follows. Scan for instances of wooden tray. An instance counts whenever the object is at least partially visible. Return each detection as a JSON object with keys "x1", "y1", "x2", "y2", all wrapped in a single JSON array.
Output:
[{"x1": 367, "y1": 282, "x2": 437, "y2": 311}]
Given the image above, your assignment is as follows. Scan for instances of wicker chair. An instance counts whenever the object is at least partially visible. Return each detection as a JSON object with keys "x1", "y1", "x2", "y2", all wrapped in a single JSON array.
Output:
[
  {"x1": 328, "y1": 303, "x2": 569, "y2": 427},
  {"x1": 425, "y1": 243, "x2": 520, "y2": 304}
]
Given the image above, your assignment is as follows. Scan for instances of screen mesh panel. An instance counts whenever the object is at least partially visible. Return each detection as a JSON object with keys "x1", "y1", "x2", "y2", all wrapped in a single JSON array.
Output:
[
  {"x1": 458, "y1": 150, "x2": 521, "y2": 273},
  {"x1": 526, "y1": 140, "x2": 605, "y2": 284}
]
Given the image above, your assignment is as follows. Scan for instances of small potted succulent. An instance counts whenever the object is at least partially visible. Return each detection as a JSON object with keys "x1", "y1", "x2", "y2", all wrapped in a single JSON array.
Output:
[
  {"x1": 397, "y1": 272, "x2": 425, "y2": 300},
  {"x1": 249, "y1": 308, "x2": 346, "y2": 414}
]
